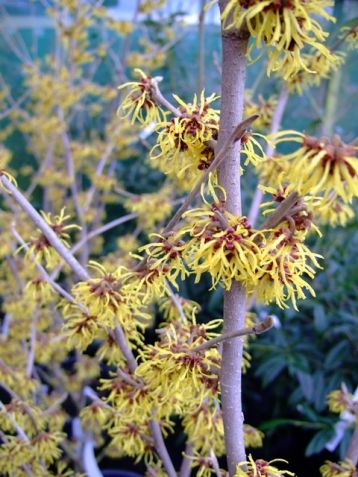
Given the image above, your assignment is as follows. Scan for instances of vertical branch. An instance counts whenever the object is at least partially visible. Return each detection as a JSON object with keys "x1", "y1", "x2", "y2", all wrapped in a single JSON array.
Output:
[
  {"x1": 217, "y1": 1, "x2": 249, "y2": 474},
  {"x1": 248, "y1": 86, "x2": 289, "y2": 226},
  {"x1": 197, "y1": 0, "x2": 207, "y2": 96},
  {"x1": 321, "y1": 68, "x2": 341, "y2": 136},
  {"x1": 346, "y1": 423, "x2": 358, "y2": 466}
]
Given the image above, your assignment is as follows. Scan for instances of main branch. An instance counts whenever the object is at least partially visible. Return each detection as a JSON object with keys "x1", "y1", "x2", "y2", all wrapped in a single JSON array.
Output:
[{"x1": 217, "y1": 1, "x2": 249, "y2": 474}]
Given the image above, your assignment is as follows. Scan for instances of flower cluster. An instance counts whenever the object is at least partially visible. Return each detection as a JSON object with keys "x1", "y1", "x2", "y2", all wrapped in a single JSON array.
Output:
[
  {"x1": 235, "y1": 455, "x2": 295, "y2": 477},
  {"x1": 150, "y1": 92, "x2": 219, "y2": 188},
  {"x1": 27, "y1": 208, "x2": 79, "y2": 268},
  {"x1": 327, "y1": 387, "x2": 355, "y2": 414},
  {"x1": 261, "y1": 131, "x2": 358, "y2": 227},
  {"x1": 67, "y1": 262, "x2": 150, "y2": 349},
  {"x1": 124, "y1": 186, "x2": 173, "y2": 231},
  {"x1": 273, "y1": 132, "x2": 358, "y2": 202},
  {"x1": 180, "y1": 201, "x2": 265, "y2": 289},
  {"x1": 320, "y1": 459, "x2": 357, "y2": 477},
  {"x1": 177, "y1": 195, "x2": 321, "y2": 309},
  {"x1": 221, "y1": 0, "x2": 335, "y2": 79},
  {"x1": 135, "y1": 317, "x2": 222, "y2": 413},
  {"x1": 118, "y1": 68, "x2": 167, "y2": 125}
]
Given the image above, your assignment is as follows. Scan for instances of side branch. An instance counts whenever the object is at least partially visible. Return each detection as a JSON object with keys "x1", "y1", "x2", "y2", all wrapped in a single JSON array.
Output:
[
  {"x1": 162, "y1": 114, "x2": 258, "y2": 235},
  {"x1": 1, "y1": 176, "x2": 90, "y2": 281},
  {"x1": 192, "y1": 316, "x2": 273, "y2": 353}
]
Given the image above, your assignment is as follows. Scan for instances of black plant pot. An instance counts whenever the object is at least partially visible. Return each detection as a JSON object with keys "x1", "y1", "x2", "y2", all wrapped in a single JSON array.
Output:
[{"x1": 102, "y1": 471, "x2": 143, "y2": 477}]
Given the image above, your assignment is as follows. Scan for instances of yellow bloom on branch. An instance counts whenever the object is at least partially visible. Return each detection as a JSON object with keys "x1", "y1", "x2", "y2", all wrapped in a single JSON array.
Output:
[
  {"x1": 118, "y1": 68, "x2": 167, "y2": 125},
  {"x1": 221, "y1": 0, "x2": 335, "y2": 79},
  {"x1": 273, "y1": 131, "x2": 358, "y2": 203},
  {"x1": 135, "y1": 318, "x2": 222, "y2": 413},
  {"x1": 150, "y1": 92, "x2": 219, "y2": 184},
  {"x1": 327, "y1": 388, "x2": 353, "y2": 414},
  {"x1": 234, "y1": 454, "x2": 295, "y2": 477},
  {"x1": 27, "y1": 208, "x2": 79, "y2": 269},
  {"x1": 124, "y1": 186, "x2": 173, "y2": 231},
  {"x1": 180, "y1": 201, "x2": 265, "y2": 289},
  {"x1": 320, "y1": 459, "x2": 357, "y2": 477}
]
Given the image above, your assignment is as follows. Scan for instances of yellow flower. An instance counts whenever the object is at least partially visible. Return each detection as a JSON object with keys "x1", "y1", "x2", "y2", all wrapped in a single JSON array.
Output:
[
  {"x1": 273, "y1": 131, "x2": 358, "y2": 203},
  {"x1": 222, "y1": 0, "x2": 335, "y2": 79},
  {"x1": 135, "y1": 318, "x2": 221, "y2": 413},
  {"x1": 180, "y1": 201, "x2": 265, "y2": 289},
  {"x1": 235, "y1": 454, "x2": 295, "y2": 477},
  {"x1": 184, "y1": 451, "x2": 220, "y2": 477},
  {"x1": 251, "y1": 227, "x2": 322, "y2": 310},
  {"x1": 320, "y1": 459, "x2": 356, "y2": 477},
  {"x1": 27, "y1": 208, "x2": 79, "y2": 269},
  {"x1": 24, "y1": 275, "x2": 54, "y2": 305},
  {"x1": 140, "y1": 233, "x2": 188, "y2": 283},
  {"x1": 285, "y1": 51, "x2": 345, "y2": 94},
  {"x1": 70, "y1": 262, "x2": 151, "y2": 346},
  {"x1": 150, "y1": 92, "x2": 219, "y2": 184},
  {"x1": 124, "y1": 186, "x2": 173, "y2": 231},
  {"x1": 80, "y1": 401, "x2": 113, "y2": 431},
  {"x1": 158, "y1": 295, "x2": 201, "y2": 322},
  {"x1": 241, "y1": 131, "x2": 268, "y2": 166},
  {"x1": 256, "y1": 155, "x2": 289, "y2": 189},
  {"x1": 139, "y1": 0, "x2": 165, "y2": 14},
  {"x1": 312, "y1": 194, "x2": 355, "y2": 227},
  {"x1": 31, "y1": 431, "x2": 65, "y2": 464},
  {"x1": 183, "y1": 399, "x2": 225, "y2": 456},
  {"x1": 267, "y1": 41, "x2": 335, "y2": 80},
  {"x1": 63, "y1": 307, "x2": 105, "y2": 350},
  {"x1": 118, "y1": 68, "x2": 167, "y2": 125},
  {"x1": 340, "y1": 25, "x2": 358, "y2": 50},
  {"x1": 327, "y1": 388, "x2": 353, "y2": 414},
  {"x1": 0, "y1": 437, "x2": 33, "y2": 475},
  {"x1": 245, "y1": 94, "x2": 277, "y2": 131},
  {"x1": 244, "y1": 424, "x2": 264, "y2": 448}
]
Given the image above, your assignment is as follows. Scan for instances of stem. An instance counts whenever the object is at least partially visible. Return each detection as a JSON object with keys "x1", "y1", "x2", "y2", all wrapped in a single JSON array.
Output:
[
  {"x1": 248, "y1": 86, "x2": 289, "y2": 226},
  {"x1": 321, "y1": 68, "x2": 342, "y2": 136},
  {"x1": 179, "y1": 442, "x2": 193, "y2": 477},
  {"x1": 346, "y1": 424, "x2": 358, "y2": 466},
  {"x1": 197, "y1": 0, "x2": 207, "y2": 96},
  {"x1": 152, "y1": 81, "x2": 182, "y2": 116},
  {"x1": 217, "y1": 1, "x2": 249, "y2": 473},
  {"x1": 0, "y1": 176, "x2": 89, "y2": 281},
  {"x1": 149, "y1": 419, "x2": 177, "y2": 477},
  {"x1": 162, "y1": 115, "x2": 257, "y2": 235},
  {"x1": 192, "y1": 316, "x2": 273, "y2": 353}
]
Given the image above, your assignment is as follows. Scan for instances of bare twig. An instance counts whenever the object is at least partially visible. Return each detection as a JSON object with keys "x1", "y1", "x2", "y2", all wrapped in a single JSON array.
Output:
[
  {"x1": 260, "y1": 191, "x2": 299, "y2": 230},
  {"x1": 149, "y1": 418, "x2": 177, "y2": 477},
  {"x1": 11, "y1": 226, "x2": 82, "y2": 307},
  {"x1": 0, "y1": 176, "x2": 89, "y2": 281},
  {"x1": 248, "y1": 86, "x2": 289, "y2": 226},
  {"x1": 180, "y1": 442, "x2": 193, "y2": 477},
  {"x1": 192, "y1": 316, "x2": 274, "y2": 353}
]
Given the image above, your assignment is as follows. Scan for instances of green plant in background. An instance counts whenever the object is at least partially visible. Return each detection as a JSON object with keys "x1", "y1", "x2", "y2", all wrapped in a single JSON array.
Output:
[{"x1": 0, "y1": 1, "x2": 357, "y2": 476}]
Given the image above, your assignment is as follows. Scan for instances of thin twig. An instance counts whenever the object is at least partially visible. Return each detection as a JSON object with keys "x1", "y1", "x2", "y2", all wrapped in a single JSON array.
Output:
[
  {"x1": 11, "y1": 226, "x2": 82, "y2": 307},
  {"x1": 260, "y1": 191, "x2": 299, "y2": 229},
  {"x1": 180, "y1": 442, "x2": 193, "y2": 477},
  {"x1": 26, "y1": 312, "x2": 38, "y2": 378},
  {"x1": 152, "y1": 81, "x2": 182, "y2": 117},
  {"x1": 0, "y1": 176, "x2": 89, "y2": 281},
  {"x1": 248, "y1": 86, "x2": 289, "y2": 226},
  {"x1": 162, "y1": 114, "x2": 258, "y2": 234},
  {"x1": 192, "y1": 316, "x2": 273, "y2": 353},
  {"x1": 149, "y1": 418, "x2": 177, "y2": 477},
  {"x1": 210, "y1": 449, "x2": 223, "y2": 477}
]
